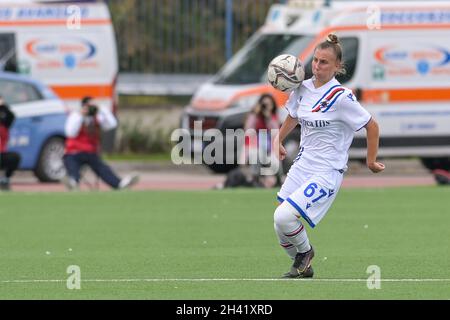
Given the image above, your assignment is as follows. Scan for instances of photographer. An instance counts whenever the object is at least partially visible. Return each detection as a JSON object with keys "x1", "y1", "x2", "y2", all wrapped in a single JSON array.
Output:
[
  {"x1": 243, "y1": 94, "x2": 282, "y2": 187},
  {"x1": 63, "y1": 96, "x2": 138, "y2": 190},
  {"x1": 0, "y1": 96, "x2": 21, "y2": 191}
]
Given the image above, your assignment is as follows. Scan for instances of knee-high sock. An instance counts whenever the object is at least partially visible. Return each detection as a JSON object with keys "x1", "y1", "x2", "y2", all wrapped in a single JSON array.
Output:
[
  {"x1": 274, "y1": 202, "x2": 311, "y2": 255},
  {"x1": 273, "y1": 223, "x2": 297, "y2": 260}
]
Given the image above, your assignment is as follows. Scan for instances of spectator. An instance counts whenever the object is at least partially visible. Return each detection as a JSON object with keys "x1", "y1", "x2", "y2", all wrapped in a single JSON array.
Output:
[
  {"x1": 243, "y1": 94, "x2": 283, "y2": 187},
  {"x1": 62, "y1": 96, "x2": 138, "y2": 190},
  {"x1": 433, "y1": 169, "x2": 450, "y2": 185},
  {"x1": 0, "y1": 96, "x2": 21, "y2": 191}
]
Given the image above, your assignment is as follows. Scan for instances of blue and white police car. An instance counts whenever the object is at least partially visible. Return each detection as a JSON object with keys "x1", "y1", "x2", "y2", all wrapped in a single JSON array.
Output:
[{"x1": 1, "y1": 72, "x2": 67, "y2": 182}]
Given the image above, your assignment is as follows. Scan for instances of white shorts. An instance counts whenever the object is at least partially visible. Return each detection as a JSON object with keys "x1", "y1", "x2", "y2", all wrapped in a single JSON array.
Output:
[{"x1": 277, "y1": 165, "x2": 344, "y2": 228}]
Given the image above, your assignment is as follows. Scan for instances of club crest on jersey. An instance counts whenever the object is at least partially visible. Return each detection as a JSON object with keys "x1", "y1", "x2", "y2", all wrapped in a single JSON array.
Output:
[
  {"x1": 320, "y1": 100, "x2": 328, "y2": 109},
  {"x1": 312, "y1": 85, "x2": 346, "y2": 113}
]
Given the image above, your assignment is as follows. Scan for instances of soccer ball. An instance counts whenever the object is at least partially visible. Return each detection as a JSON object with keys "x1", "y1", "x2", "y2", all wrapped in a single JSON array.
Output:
[{"x1": 267, "y1": 54, "x2": 305, "y2": 92}]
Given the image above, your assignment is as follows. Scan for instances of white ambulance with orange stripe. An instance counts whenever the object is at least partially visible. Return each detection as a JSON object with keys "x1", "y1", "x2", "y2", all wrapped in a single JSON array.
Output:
[
  {"x1": 0, "y1": 0, "x2": 118, "y2": 181},
  {"x1": 0, "y1": 0, "x2": 118, "y2": 112},
  {"x1": 182, "y1": 0, "x2": 450, "y2": 173}
]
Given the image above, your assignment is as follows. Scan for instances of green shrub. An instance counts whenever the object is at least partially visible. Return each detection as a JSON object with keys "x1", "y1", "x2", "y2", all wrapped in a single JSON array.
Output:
[{"x1": 116, "y1": 117, "x2": 175, "y2": 154}]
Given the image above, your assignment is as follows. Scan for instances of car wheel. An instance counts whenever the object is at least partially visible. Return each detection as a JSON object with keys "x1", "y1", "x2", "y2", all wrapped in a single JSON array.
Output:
[{"x1": 34, "y1": 137, "x2": 66, "y2": 182}]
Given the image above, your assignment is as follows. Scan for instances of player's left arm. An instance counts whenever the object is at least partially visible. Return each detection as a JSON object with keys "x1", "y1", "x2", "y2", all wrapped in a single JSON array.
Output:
[
  {"x1": 338, "y1": 90, "x2": 385, "y2": 173},
  {"x1": 364, "y1": 118, "x2": 385, "y2": 173}
]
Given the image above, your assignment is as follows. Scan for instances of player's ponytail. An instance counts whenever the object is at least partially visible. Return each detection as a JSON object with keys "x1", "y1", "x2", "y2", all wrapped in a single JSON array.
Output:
[{"x1": 316, "y1": 33, "x2": 346, "y2": 76}]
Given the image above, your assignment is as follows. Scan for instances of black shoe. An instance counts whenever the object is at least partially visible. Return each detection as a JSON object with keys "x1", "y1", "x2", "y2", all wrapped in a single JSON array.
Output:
[
  {"x1": 291, "y1": 246, "x2": 315, "y2": 274},
  {"x1": 282, "y1": 265, "x2": 314, "y2": 278},
  {"x1": 0, "y1": 178, "x2": 10, "y2": 191}
]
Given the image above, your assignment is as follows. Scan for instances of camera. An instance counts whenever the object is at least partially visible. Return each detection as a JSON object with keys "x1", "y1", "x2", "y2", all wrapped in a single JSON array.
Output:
[{"x1": 87, "y1": 105, "x2": 98, "y2": 116}]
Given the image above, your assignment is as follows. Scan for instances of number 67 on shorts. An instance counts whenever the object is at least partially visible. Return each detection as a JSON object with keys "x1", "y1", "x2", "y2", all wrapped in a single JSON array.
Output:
[{"x1": 282, "y1": 171, "x2": 344, "y2": 228}]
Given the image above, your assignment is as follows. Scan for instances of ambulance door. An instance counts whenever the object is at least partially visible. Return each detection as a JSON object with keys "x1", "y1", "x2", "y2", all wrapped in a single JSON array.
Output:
[{"x1": 364, "y1": 30, "x2": 450, "y2": 164}]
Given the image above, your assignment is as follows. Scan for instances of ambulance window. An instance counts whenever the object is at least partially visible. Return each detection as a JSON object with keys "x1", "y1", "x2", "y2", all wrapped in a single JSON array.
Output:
[
  {"x1": 336, "y1": 37, "x2": 358, "y2": 84},
  {"x1": 303, "y1": 37, "x2": 359, "y2": 84},
  {"x1": 214, "y1": 34, "x2": 313, "y2": 85},
  {"x1": 0, "y1": 80, "x2": 43, "y2": 104}
]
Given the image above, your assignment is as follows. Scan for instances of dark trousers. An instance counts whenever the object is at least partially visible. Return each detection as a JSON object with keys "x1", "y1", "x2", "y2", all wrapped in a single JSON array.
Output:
[
  {"x1": 63, "y1": 152, "x2": 121, "y2": 189},
  {"x1": 0, "y1": 152, "x2": 21, "y2": 178}
]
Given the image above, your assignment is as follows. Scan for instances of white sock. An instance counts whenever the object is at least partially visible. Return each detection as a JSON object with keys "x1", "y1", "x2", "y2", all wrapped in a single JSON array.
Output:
[
  {"x1": 274, "y1": 202, "x2": 311, "y2": 256},
  {"x1": 288, "y1": 223, "x2": 311, "y2": 254},
  {"x1": 274, "y1": 224, "x2": 297, "y2": 260}
]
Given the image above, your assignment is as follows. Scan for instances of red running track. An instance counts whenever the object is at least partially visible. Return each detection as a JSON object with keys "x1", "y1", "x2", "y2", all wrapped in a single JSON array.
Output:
[{"x1": 4, "y1": 172, "x2": 436, "y2": 193}]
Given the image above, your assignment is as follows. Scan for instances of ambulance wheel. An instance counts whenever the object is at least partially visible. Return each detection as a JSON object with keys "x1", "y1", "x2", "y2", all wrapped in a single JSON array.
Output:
[
  {"x1": 34, "y1": 137, "x2": 66, "y2": 182},
  {"x1": 420, "y1": 157, "x2": 450, "y2": 171}
]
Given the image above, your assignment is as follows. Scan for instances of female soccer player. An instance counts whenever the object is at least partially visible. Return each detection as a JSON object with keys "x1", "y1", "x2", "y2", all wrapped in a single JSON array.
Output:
[{"x1": 272, "y1": 34, "x2": 385, "y2": 278}]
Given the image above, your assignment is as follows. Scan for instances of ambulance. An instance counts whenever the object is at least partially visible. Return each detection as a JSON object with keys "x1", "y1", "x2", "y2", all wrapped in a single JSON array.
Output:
[
  {"x1": 181, "y1": 0, "x2": 450, "y2": 173},
  {"x1": 0, "y1": 0, "x2": 118, "y2": 181}
]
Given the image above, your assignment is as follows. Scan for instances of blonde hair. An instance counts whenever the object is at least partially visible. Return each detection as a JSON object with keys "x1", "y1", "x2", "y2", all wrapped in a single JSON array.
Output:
[{"x1": 315, "y1": 33, "x2": 346, "y2": 76}]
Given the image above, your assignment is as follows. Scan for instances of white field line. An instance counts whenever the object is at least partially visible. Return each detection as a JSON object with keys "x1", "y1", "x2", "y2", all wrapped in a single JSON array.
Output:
[{"x1": 1, "y1": 278, "x2": 450, "y2": 284}]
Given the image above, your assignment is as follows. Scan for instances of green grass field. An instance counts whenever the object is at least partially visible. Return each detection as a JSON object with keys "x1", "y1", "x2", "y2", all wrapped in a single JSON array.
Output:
[{"x1": 0, "y1": 187, "x2": 449, "y2": 299}]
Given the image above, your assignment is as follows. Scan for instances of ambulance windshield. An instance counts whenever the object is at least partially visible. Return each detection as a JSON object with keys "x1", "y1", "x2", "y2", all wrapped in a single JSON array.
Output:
[{"x1": 214, "y1": 34, "x2": 313, "y2": 85}]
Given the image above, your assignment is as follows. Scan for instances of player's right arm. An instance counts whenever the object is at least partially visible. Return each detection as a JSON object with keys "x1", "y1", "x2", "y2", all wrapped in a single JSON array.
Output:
[{"x1": 272, "y1": 115, "x2": 298, "y2": 161}]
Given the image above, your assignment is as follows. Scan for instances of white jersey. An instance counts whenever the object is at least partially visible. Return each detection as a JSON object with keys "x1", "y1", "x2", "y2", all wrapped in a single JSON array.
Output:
[{"x1": 285, "y1": 77, "x2": 371, "y2": 173}]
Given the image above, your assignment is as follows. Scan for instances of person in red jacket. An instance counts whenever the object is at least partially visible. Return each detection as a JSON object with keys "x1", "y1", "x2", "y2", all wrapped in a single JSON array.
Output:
[
  {"x1": 0, "y1": 96, "x2": 21, "y2": 191},
  {"x1": 243, "y1": 94, "x2": 283, "y2": 187},
  {"x1": 63, "y1": 96, "x2": 138, "y2": 190}
]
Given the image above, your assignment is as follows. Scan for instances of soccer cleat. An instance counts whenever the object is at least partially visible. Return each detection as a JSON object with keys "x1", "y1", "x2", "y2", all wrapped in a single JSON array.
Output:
[
  {"x1": 291, "y1": 246, "x2": 315, "y2": 274},
  {"x1": 119, "y1": 174, "x2": 139, "y2": 189},
  {"x1": 282, "y1": 265, "x2": 314, "y2": 279}
]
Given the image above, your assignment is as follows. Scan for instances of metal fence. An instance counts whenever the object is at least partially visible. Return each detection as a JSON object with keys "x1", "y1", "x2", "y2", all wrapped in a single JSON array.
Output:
[{"x1": 107, "y1": 0, "x2": 280, "y2": 74}]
